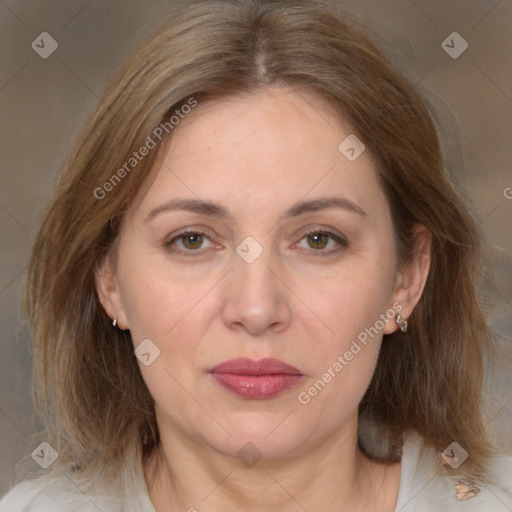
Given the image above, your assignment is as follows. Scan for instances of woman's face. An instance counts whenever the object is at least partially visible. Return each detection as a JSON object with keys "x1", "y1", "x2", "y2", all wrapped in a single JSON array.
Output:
[{"x1": 98, "y1": 87, "x2": 414, "y2": 461}]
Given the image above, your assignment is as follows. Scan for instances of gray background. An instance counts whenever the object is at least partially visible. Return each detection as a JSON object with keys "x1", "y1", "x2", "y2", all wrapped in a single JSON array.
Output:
[{"x1": 1, "y1": 0, "x2": 511, "y2": 497}]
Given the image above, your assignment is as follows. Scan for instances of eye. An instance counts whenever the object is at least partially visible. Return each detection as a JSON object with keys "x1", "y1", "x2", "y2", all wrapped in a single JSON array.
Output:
[
  {"x1": 164, "y1": 230, "x2": 214, "y2": 253},
  {"x1": 295, "y1": 229, "x2": 347, "y2": 254}
]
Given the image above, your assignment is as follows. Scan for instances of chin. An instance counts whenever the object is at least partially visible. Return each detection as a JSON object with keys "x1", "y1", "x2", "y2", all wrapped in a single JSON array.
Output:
[{"x1": 209, "y1": 412, "x2": 309, "y2": 461}]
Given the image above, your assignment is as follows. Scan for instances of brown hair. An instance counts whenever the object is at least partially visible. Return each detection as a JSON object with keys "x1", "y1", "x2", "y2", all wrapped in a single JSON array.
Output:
[{"x1": 23, "y1": 0, "x2": 493, "y2": 486}]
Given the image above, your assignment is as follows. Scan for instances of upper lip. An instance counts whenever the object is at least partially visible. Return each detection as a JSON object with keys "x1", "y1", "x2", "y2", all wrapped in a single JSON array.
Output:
[{"x1": 209, "y1": 357, "x2": 302, "y2": 376}]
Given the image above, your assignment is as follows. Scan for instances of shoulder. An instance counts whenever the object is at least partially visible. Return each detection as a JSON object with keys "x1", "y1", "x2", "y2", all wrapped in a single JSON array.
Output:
[
  {"x1": 396, "y1": 432, "x2": 512, "y2": 511},
  {"x1": 0, "y1": 469, "x2": 123, "y2": 512},
  {"x1": 0, "y1": 458, "x2": 156, "y2": 512}
]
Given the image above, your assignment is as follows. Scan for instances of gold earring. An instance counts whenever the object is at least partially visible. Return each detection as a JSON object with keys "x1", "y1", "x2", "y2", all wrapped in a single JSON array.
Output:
[{"x1": 112, "y1": 316, "x2": 117, "y2": 328}]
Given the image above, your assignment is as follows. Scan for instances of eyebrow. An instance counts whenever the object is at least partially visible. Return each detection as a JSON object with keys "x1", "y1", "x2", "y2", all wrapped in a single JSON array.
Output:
[
  {"x1": 144, "y1": 196, "x2": 366, "y2": 223},
  {"x1": 281, "y1": 197, "x2": 366, "y2": 219},
  {"x1": 144, "y1": 198, "x2": 232, "y2": 223}
]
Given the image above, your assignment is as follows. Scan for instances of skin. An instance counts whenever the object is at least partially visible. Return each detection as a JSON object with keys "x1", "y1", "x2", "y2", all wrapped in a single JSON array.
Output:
[{"x1": 96, "y1": 86, "x2": 431, "y2": 512}]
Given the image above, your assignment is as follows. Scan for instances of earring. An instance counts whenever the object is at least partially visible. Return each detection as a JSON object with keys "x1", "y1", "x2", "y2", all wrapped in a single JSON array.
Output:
[
  {"x1": 112, "y1": 316, "x2": 117, "y2": 328},
  {"x1": 396, "y1": 314, "x2": 408, "y2": 333}
]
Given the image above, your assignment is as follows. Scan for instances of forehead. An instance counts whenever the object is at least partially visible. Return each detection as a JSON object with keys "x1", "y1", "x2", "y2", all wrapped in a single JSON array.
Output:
[
  {"x1": 130, "y1": 87, "x2": 387, "y2": 223},
  {"x1": 166, "y1": 87, "x2": 351, "y2": 161}
]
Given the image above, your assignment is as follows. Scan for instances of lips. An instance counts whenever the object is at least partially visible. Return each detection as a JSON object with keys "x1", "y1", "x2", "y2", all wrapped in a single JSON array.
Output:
[{"x1": 209, "y1": 357, "x2": 303, "y2": 399}]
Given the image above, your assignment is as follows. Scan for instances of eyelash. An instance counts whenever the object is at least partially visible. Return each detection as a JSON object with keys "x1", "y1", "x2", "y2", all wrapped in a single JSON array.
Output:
[{"x1": 163, "y1": 228, "x2": 348, "y2": 257}]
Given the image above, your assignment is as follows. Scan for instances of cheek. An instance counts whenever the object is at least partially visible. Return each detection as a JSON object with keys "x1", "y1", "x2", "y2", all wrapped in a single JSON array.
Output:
[
  {"x1": 293, "y1": 256, "x2": 395, "y2": 413},
  {"x1": 116, "y1": 253, "x2": 221, "y2": 400},
  {"x1": 116, "y1": 251, "x2": 215, "y2": 343},
  {"x1": 297, "y1": 347, "x2": 378, "y2": 431},
  {"x1": 296, "y1": 288, "x2": 386, "y2": 424},
  {"x1": 117, "y1": 269, "x2": 209, "y2": 413},
  {"x1": 304, "y1": 257, "x2": 395, "y2": 346}
]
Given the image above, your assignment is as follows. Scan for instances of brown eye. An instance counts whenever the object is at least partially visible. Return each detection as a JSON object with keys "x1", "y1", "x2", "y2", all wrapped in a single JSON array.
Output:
[
  {"x1": 180, "y1": 232, "x2": 204, "y2": 250},
  {"x1": 294, "y1": 229, "x2": 348, "y2": 255},
  {"x1": 164, "y1": 230, "x2": 214, "y2": 253},
  {"x1": 306, "y1": 232, "x2": 330, "y2": 250}
]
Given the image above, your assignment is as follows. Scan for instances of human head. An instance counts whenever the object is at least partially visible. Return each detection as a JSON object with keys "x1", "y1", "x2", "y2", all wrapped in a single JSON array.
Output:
[{"x1": 23, "y1": 0, "x2": 491, "y2": 485}]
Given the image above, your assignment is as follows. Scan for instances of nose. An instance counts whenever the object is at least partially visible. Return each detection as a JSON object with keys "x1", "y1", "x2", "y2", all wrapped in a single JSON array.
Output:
[{"x1": 220, "y1": 245, "x2": 292, "y2": 336}]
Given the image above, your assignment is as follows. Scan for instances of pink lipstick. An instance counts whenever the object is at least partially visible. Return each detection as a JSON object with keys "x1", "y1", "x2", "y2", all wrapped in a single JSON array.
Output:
[{"x1": 209, "y1": 357, "x2": 303, "y2": 400}]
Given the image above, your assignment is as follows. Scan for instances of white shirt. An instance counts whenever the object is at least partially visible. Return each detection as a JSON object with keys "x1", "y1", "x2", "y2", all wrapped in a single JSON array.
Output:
[{"x1": 1, "y1": 432, "x2": 511, "y2": 511}]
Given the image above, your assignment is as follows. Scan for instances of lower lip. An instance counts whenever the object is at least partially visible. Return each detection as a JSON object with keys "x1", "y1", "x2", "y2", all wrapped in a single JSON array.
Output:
[{"x1": 211, "y1": 373, "x2": 303, "y2": 399}]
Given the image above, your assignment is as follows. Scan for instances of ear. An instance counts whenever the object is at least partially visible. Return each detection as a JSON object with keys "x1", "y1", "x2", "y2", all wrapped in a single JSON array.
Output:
[
  {"x1": 384, "y1": 224, "x2": 431, "y2": 334},
  {"x1": 94, "y1": 253, "x2": 129, "y2": 330}
]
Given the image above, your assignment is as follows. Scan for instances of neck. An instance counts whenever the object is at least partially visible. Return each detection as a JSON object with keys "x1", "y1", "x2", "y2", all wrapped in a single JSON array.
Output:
[{"x1": 144, "y1": 417, "x2": 400, "y2": 512}]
